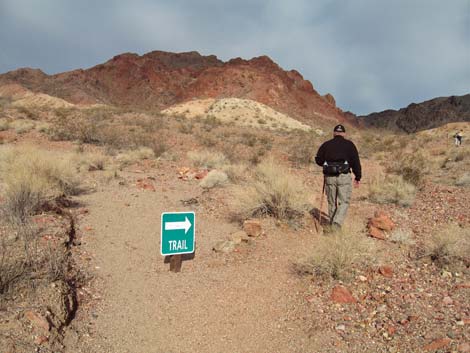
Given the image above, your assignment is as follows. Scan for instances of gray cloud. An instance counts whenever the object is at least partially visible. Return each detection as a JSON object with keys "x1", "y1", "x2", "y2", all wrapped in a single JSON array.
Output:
[{"x1": 0, "y1": 0, "x2": 469, "y2": 114}]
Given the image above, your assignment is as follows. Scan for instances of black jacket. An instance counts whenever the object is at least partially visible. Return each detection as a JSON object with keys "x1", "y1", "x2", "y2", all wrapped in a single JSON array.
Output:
[{"x1": 315, "y1": 136, "x2": 362, "y2": 181}]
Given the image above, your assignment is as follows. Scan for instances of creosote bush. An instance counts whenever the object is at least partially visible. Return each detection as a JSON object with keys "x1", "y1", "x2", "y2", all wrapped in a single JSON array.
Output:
[
  {"x1": 0, "y1": 146, "x2": 80, "y2": 223},
  {"x1": 368, "y1": 174, "x2": 416, "y2": 207},
  {"x1": 199, "y1": 170, "x2": 228, "y2": 189},
  {"x1": 188, "y1": 150, "x2": 229, "y2": 169},
  {"x1": 232, "y1": 158, "x2": 309, "y2": 220},
  {"x1": 296, "y1": 225, "x2": 375, "y2": 281},
  {"x1": 425, "y1": 224, "x2": 469, "y2": 269}
]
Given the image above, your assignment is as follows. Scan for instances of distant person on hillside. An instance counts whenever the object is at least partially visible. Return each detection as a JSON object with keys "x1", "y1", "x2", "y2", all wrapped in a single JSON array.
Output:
[
  {"x1": 315, "y1": 124, "x2": 362, "y2": 232},
  {"x1": 454, "y1": 130, "x2": 463, "y2": 146}
]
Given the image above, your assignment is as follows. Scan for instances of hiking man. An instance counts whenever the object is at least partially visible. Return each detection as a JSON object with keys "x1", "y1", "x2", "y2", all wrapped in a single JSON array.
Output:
[
  {"x1": 454, "y1": 130, "x2": 463, "y2": 146},
  {"x1": 315, "y1": 124, "x2": 361, "y2": 231}
]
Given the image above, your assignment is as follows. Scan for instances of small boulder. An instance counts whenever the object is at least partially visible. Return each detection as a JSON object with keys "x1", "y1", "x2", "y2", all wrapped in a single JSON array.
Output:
[
  {"x1": 369, "y1": 225, "x2": 386, "y2": 240},
  {"x1": 25, "y1": 311, "x2": 50, "y2": 332},
  {"x1": 369, "y1": 212, "x2": 395, "y2": 231},
  {"x1": 423, "y1": 337, "x2": 451, "y2": 351},
  {"x1": 213, "y1": 240, "x2": 235, "y2": 254},
  {"x1": 243, "y1": 219, "x2": 262, "y2": 237},
  {"x1": 230, "y1": 230, "x2": 250, "y2": 244},
  {"x1": 330, "y1": 285, "x2": 356, "y2": 304},
  {"x1": 378, "y1": 265, "x2": 394, "y2": 278},
  {"x1": 442, "y1": 296, "x2": 453, "y2": 305}
]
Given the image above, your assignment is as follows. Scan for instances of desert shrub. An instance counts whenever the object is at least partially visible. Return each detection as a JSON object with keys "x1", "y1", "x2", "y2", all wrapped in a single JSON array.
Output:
[
  {"x1": 297, "y1": 226, "x2": 375, "y2": 281},
  {"x1": 10, "y1": 119, "x2": 36, "y2": 134},
  {"x1": 15, "y1": 106, "x2": 36, "y2": 120},
  {"x1": 368, "y1": 174, "x2": 416, "y2": 207},
  {"x1": 425, "y1": 224, "x2": 469, "y2": 268},
  {"x1": 222, "y1": 163, "x2": 248, "y2": 183},
  {"x1": 116, "y1": 147, "x2": 155, "y2": 167},
  {"x1": 0, "y1": 118, "x2": 10, "y2": 131},
  {"x1": 455, "y1": 173, "x2": 470, "y2": 187},
  {"x1": 0, "y1": 147, "x2": 80, "y2": 223},
  {"x1": 389, "y1": 151, "x2": 430, "y2": 186},
  {"x1": 74, "y1": 152, "x2": 107, "y2": 172},
  {"x1": 199, "y1": 170, "x2": 228, "y2": 189},
  {"x1": 0, "y1": 96, "x2": 12, "y2": 109},
  {"x1": 188, "y1": 150, "x2": 228, "y2": 169},
  {"x1": 288, "y1": 131, "x2": 317, "y2": 165},
  {"x1": 231, "y1": 158, "x2": 309, "y2": 220},
  {"x1": 389, "y1": 228, "x2": 415, "y2": 246}
]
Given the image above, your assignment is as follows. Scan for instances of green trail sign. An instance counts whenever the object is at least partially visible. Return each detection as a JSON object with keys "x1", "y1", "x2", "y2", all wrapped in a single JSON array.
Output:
[{"x1": 160, "y1": 212, "x2": 195, "y2": 256}]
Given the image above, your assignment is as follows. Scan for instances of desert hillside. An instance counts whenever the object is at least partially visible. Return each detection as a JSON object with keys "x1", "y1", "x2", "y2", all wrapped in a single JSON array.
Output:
[
  {"x1": 0, "y1": 59, "x2": 469, "y2": 353},
  {"x1": 0, "y1": 51, "x2": 346, "y2": 126},
  {"x1": 359, "y1": 94, "x2": 470, "y2": 132}
]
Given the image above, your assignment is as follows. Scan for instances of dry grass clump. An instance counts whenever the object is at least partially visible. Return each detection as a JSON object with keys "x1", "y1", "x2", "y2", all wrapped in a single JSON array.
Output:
[
  {"x1": 222, "y1": 163, "x2": 248, "y2": 183},
  {"x1": 74, "y1": 152, "x2": 108, "y2": 172},
  {"x1": 0, "y1": 118, "x2": 10, "y2": 131},
  {"x1": 389, "y1": 151, "x2": 430, "y2": 186},
  {"x1": 389, "y1": 228, "x2": 415, "y2": 246},
  {"x1": 199, "y1": 170, "x2": 228, "y2": 189},
  {"x1": 231, "y1": 158, "x2": 309, "y2": 220},
  {"x1": 0, "y1": 146, "x2": 80, "y2": 223},
  {"x1": 424, "y1": 224, "x2": 469, "y2": 269},
  {"x1": 10, "y1": 119, "x2": 36, "y2": 134},
  {"x1": 368, "y1": 174, "x2": 416, "y2": 207},
  {"x1": 455, "y1": 173, "x2": 470, "y2": 187},
  {"x1": 188, "y1": 150, "x2": 229, "y2": 169},
  {"x1": 116, "y1": 147, "x2": 155, "y2": 167},
  {"x1": 287, "y1": 131, "x2": 317, "y2": 165},
  {"x1": 297, "y1": 224, "x2": 375, "y2": 281}
]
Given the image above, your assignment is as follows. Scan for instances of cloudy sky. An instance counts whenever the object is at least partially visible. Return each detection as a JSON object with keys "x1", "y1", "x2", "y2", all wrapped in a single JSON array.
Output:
[{"x1": 0, "y1": 0, "x2": 469, "y2": 114}]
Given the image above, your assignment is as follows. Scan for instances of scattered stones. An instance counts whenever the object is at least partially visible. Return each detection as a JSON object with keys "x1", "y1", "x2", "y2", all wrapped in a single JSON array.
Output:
[
  {"x1": 229, "y1": 230, "x2": 250, "y2": 245},
  {"x1": 243, "y1": 219, "x2": 262, "y2": 237},
  {"x1": 442, "y1": 296, "x2": 453, "y2": 305},
  {"x1": 378, "y1": 265, "x2": 394, "y2": 278},
  {"x1": 330, "y1": 285, "x2": 356, "y2": 304},
  {"x1": 458, "y1": 342, "x2": 470, "y2": 353},
  {"x1": 34, "y1": 335, "x2": 49, "y2": 345},
  {"x1": 423, "y1": 337, "x2": 452, "y2": 351},
  {"x1": 24, "y1": 311, "x2": 50, "y2": 332},
  {"x1": 213, "y1": 240, "x2": 235, "y2": 254},
  {"x1": 335, "y1": 324, "x2": 346, "y2": 331},
  {"x1": 136, "y1": 178, "x2": 156, "y2": 192},
  {"x1": 357, "y1": 275, "x2": 368, "y2": 282}
]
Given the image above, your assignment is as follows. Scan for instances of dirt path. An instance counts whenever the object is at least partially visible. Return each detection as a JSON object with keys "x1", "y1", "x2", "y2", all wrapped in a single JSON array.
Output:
[{"x1": 68, "y1": 170, "x2": 322, "y2": 353}]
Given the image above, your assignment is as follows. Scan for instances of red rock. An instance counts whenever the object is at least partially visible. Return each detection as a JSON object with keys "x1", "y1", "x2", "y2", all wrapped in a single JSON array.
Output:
[
  {"x1": 369, "y1": 225, "x2": 386, "y2": 240},
  {"x1": 463, "y1": 318, "x2": 470, "y2": 325},
  {"x1": 387, "y1": 325, "x2": 396, "y2": 336},
  {"x1": 34, "y1": 335, "x2": 49, "y2": 345},
  {"x1": 442, "y1": 296, "x2": 453, "y2": 305},
  {"x1": 194, "y1": 170, "x2": 209, "y2": 180},
  {"x1": 423, "y1": 337, "x2": 451, "y2": 351},
  {"x1": 378, "y1": 265, "x2": 394, "y2": 278},
  {"x1": 243, "y1": 219, "x2": 262, "y2": 237},
  {"x1": 0, "y1": 52, "x2": 347, "y2": 128},
  {"x1": 136, "y1": 179, "x2": 156, "y2": 192},
  {"x1": 25, "y1": 311, "x2": 50, "y2": 332},
  {"x1": 458, "y1": 342, "x2": 470, "y2": 353},
  {"x1": 330, "y1": 285, "x2": 356, "y2": 304},
  {"x1": 84, "y1": 226, "x2": 93, "y2": 232},
  {"x1": 369, "y1": 214, "x2": 395, "y2": 231}
]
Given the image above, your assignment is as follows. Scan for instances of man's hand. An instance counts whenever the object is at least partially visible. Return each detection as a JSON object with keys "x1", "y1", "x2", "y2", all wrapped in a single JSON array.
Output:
[{"x1": 354, "y1": 180, "x2": 360, "y2": 188}]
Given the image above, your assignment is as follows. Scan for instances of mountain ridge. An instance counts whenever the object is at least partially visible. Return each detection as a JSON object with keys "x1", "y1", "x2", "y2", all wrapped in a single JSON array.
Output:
[{"x1": 0, "y1": 50, "x2": 346, "y2": 126}]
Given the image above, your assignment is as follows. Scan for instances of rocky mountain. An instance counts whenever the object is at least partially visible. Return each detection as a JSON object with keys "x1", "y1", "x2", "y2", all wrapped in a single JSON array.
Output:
[
  {"x1": 359, "y1": 94, "x2": 470, "y2": 132},
  {"x1": 0, "y1": 51, "x2": 345, "y2": 125}
]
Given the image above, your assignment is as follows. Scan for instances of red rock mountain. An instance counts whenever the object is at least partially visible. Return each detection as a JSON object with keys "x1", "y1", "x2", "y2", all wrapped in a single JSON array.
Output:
[{"x1": 0, "y1": 51, "x2": 345, "y2": 124}]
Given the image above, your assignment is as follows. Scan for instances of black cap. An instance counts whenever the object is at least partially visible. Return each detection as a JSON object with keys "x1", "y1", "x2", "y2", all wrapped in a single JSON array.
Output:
[{"x1": 334, "y1": 124, "x2": 346, "y2": 133}]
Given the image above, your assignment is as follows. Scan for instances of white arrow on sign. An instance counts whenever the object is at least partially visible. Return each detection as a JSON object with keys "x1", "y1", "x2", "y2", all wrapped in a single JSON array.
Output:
[{"x1": 164, "y1": 216, "x2": 192, "y2": 234}]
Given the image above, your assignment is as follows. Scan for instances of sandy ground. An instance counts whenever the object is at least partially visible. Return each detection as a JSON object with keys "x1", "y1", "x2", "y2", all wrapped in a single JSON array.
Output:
[{"x1": 65, "y1": 167, "x2": 330, "y2": 353}]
